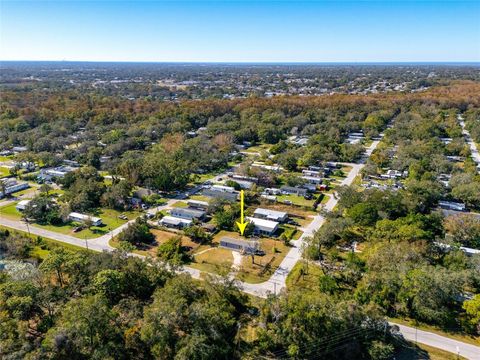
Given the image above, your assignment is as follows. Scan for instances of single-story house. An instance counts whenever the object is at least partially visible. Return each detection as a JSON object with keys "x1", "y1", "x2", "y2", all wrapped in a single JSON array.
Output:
[
  {"x1": 159, "y1": 216, "x2": 192, "y2": 229},
  {"x1": 0, "y1": 180, "x2": 30, "y2": 199},
  {"x1": 301, "y1": 176, "x2": 322, "y2": 185},
  {"x1": 202, "y1": 223, "x2": 217, "y2": 233},
  {"x1": 38, "y1": 166, "x2": 76, "y2": 182},
  {"x1": 170, "y1": 207, "x2": 206, "y2": 221},
  {"x1": 68, "y1": 212, "x2": 103, "y2": 226},
  {"x1": 219, "y1": 237, "x2": 259, "y2": 254},
  {"x1": 229, "y1": 174, "x2": 258, "y2": 183},
  {"x1": 233, "y1": 179, "x2": 254, "y2": 190},
  {"x1": 211, "y1": 184, "x2": 236, "y2": 193},
  {"x1": 246, "y1": 217, "x2": 279, "y2": 236},
  {"x1": 203, "y1": 189, "x2": 238, "y2": 202},
  {"x1": 438, "y1": 201, "x2": 466, "y2": 212},
  {"x1": 251, "y1": 163, "x2": 283, "y2": 173},
  {"x1": 260, "y1": 194, "x2": 277, "y2": 202},
  {"x1": 253, "y1": 208, "x2": 288, "y2": 223},
  {"x1": 12, "y1": 146, "x2": 28, "y2": 153},
  {"x1": 16, "y1": 200, "x2": 31, "y2": 211},
  {"x1": 302, "y1": 169, "x2": 322, "y2": 177},
  {"x1": 263, "y1": 187, "x2": 282, "y2": 195},
  {"x1": 280, "y1": 186, "x2": 308, "y2": 196},
  {"x1": 187, "y1": 200, "x2": 209, "y2": 211},
  {"x1": 133, "y1": 188, "x2": 155, "y2": 200}
]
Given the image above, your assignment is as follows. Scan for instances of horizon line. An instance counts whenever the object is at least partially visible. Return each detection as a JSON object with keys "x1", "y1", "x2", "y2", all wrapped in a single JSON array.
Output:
[{"x1": 1, "y1": 60, "x2": 480, "y2": 66}]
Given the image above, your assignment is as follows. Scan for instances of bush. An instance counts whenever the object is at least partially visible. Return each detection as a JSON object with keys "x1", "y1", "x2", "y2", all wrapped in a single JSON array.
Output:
[
  {"x1": 368, "y1": 341, "x2": 394, "y2": 360},
  {"x1": 118, "y1": 218, "x2": 154, "y2": 246}
]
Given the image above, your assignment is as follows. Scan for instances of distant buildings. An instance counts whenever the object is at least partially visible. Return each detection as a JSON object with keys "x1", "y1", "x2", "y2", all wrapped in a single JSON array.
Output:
[{"x1": 0, "y1": 179, "x2": 29, "y2": 199}]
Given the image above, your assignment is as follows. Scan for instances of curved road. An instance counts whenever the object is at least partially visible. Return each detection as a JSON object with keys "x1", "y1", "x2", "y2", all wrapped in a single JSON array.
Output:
[
  {"x1": 458, "y1": 114, "x2": 480, "y2": 173},
  {"x1": 391, "y1": 323, "x2": 480, "y2": 360}
]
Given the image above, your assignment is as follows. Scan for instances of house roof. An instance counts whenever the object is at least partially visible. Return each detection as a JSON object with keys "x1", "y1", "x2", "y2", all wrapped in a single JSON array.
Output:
[
  {"x1": 170, "y1": 207, "x2": 205, "y2": 218},
  {"x1": 160, "y1": 216, "x2": 192, "y2": 226},
  {"x1": 246, "y1": 217, "x2": 279, "y2": 231},
  {"x1": 187, "y1": 200, "x2": 209, "y2": 207},
  {"x1": 68, "y1": 212, "x2": 102, "y2": 223},
  {"x1": 219, "y1": 237, "x2": 258, "y2": 249},
  {"x1": 280, "y1": 186, "x2": 307, "y2": 194},
  {"x1": 254, "y1": 208, "x2": 287, "y2": 220},
  {"x1": 203, "y1": 189, "x2": 238, "y2": 201}
]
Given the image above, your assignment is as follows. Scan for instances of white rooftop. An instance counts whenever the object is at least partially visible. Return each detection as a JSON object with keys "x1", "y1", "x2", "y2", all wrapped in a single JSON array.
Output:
[
  {"x1": 246, "y1": 216, "x2": 279, "y2": 230},
  {"x1": 254, "y1": 208, "x2": 287, "y2": 219}
]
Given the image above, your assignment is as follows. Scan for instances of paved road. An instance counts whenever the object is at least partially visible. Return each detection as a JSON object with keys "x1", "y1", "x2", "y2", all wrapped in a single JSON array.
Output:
[
  {"x1": 391, "y1": 323, "x2": 480, "y2": 360},
  {"x1": 458, "y1": 115, "x2": 480, "y2": 173}
]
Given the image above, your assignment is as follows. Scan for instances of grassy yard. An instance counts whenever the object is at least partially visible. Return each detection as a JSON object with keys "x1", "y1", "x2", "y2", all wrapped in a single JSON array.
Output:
[
  {"x1": 171, "y1": 201, "x2": 188, "y2": 208},
  {"x1": 0, "y1": 202, "x2": 141, "y2": 239},
  {"x1": 277, "y1": 194, "x2": 315, "y2": 208},
  {"x1": 256, "y1": 201, "x2": 316, "y2": 228},
  {"x1": 0, "y1": 167, "x2": 10, "y2": 178},
  {"x1": 190, "y1": 248, "x2": 234, "y2": 274},
  {"x1": 236, "y1": 237, "x2": 290, "y2": 284},
  {"x1": 286, "y1": 261, "x2": 324, "y2": 291},
  {"x1": 188, "y1": 194, "x2": 211, "y2": 202},
  {"x1": 243, "y1": 144, "x2": 271, "y2": 153},
  {"x1": 0, "y1": 156, "x2": 14, "y2": 162}
]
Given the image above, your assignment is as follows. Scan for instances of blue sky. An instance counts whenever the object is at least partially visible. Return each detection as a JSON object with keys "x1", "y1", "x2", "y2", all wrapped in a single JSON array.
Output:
[{"x1": 1, "y1": 1, "x2": 479, "y2": 62}]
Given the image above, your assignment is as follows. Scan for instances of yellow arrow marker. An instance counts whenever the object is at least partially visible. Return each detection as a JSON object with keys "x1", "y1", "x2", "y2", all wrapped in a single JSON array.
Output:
[{"x1": 236, "y1": 190, "x2": 249, "y2": 236}]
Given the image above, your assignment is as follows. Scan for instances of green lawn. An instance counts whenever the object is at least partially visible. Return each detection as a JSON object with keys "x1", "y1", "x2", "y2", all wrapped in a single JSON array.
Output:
[
  {"x1": 0, "y1": 156, "x2": 14, "y2": 162},
  {"x1": 286, "y1": 261, "x2": 324, "y2": 291},
  {"x1": 277, "y1": 194, "x2": 315, "y2": 207},
  {"x1": 171, "y1": 201, "x2": 188, "y2": 208},
  {"x1": 0, "y1": 167, "x2": 10, "y2": 178},
  {"x1": 0, "y1": 202, "x2": 141, "y2": 239},
  {"x1": 188, "y1": 194, "x2": 211, "y2": 202}
]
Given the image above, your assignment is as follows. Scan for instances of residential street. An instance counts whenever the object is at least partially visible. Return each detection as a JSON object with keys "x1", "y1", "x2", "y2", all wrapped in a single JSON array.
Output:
[
  {"x1": 459, "y1": 115, "x2": 480, "y2": 173},
  {"x1": 238, "y1": 142, "x2": 380, "y2": 298},
  {"x1": 391, "y1": 323, "x2": 480, "y2": 360},
  {"x1": 3, "y1": 138, "x2": 479, "y2": 357}
]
